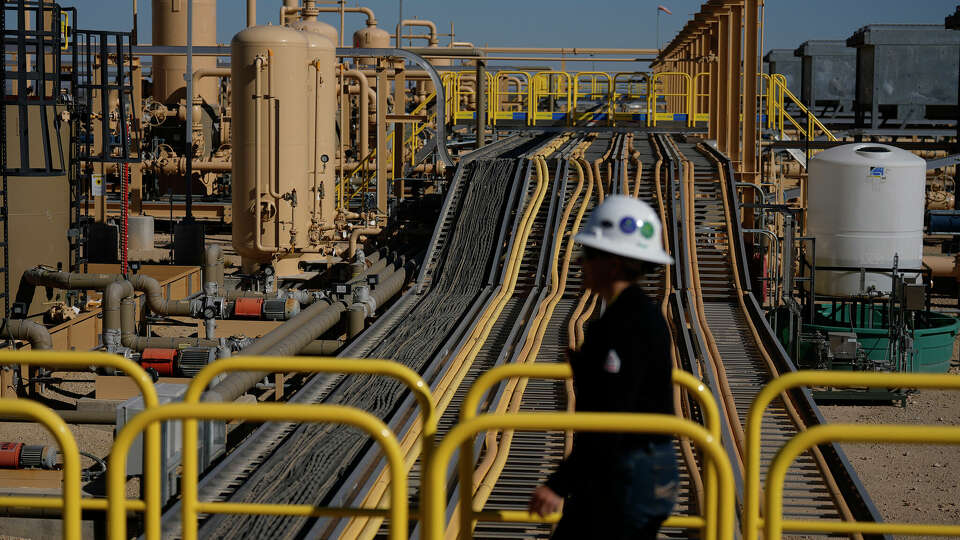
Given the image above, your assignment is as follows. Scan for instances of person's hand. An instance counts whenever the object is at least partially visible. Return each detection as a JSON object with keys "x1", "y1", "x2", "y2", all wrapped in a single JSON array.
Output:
[{"x1": 528, "y1": 485, "x2": 563, "y2": 517}]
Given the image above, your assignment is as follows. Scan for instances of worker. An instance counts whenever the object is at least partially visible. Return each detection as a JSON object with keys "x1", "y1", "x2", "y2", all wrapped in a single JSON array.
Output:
[{"x1": 528, "y1": 195, "x2": 678, "y2": 540}]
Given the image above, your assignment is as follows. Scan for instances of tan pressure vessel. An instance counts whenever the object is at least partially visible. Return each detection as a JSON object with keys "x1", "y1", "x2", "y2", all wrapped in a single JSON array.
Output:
[
  {"x1": 151, "y1": 0, "x2": 218, "y2": 105},
  {"x1": 295, "y1": 25, "x2": 338, "y2": 244},
  {"x1": 231, "y1": 26, "x2": 310, "y2": 271},
  {"x1": 288, "y1": 19, "x2": 337, "y2": 48},
  {"x1": 353, "y1": 23, "x2": 390, "y2": 66}
]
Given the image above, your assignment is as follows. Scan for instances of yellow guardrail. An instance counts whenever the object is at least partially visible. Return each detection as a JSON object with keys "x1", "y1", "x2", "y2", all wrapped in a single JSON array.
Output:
[
  {"x1": 455, "y1": 363, "x2": 726, "y2": 540},
  {"x1": 573, "y1": 71, "x2": 613, "y2": 126},
  {"x1": 693, "y1": 72, "x2": 710, "y2": 123},
  {"x1": 766, "y1": 424, "x2": 960, "y2": 539},
  {"x1": 109, "y1": 402, "x2": 408, "y2": 540},
  {"x1": 746, "y1": 370, "x2": 960, "y2": 540},
  {"x1": 60, "y1": 12, "x2": 69, "y2": 51},
  {"x1": 423, "y1": 411, "x2": 735, "y2": 540},
  {"x1": 337, "y1": 88, "x2": 439, "y2": 209},
  {"x1": 492, "y1": 71, "x2": 530, "y2": 126},
  {"x1": 0, "y1": 399, "x2": 83, "y2": 540},
  {"x1": 530, "y1": 71, "x2": 572, "y2": 126},
  {"x1": 768, "y1": 74, "x2": 836, "y2": 141},
  {"x1": 648, "y1": 71, "x2": 693, "y2": 127},
  {"x1": 172, "y1": 356, "x2": 434, "y2": 540},
  {"x1": 0, "y1": 351, "x2": 161, "y2": 535}
]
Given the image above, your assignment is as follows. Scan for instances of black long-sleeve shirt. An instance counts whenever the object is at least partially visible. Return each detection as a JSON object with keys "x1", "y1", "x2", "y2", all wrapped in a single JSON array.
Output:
[{"x1": 545, "y1": 284, "x2": 674, "y2": 497}]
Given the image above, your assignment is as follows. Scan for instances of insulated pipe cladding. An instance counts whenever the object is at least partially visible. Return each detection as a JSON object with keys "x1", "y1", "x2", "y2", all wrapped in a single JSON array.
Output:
[{"x1": 231, "y1": 25, "x2": 337, "y2": 275}]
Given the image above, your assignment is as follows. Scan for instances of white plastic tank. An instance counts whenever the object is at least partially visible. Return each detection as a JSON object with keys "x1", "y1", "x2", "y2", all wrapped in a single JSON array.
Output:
[{"x1": 806, "y1": 143, "x2": 925, "y2": 296}]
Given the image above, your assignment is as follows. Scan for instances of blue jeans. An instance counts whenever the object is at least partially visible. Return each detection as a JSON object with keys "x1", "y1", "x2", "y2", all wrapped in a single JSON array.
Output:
[{"x1": 552, "y1": 441, "x2": 679, "y2": 540}]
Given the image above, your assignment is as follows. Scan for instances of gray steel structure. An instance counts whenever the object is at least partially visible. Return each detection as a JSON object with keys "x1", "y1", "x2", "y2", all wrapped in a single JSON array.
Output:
[
  {"x1": 764, "y1": 49, "x2": 801, "y2": 99},
  {"x1": 794, "y1": 40, "x2": 856, "y2": 114},
  {"x1": 847, "y1": 24, "x2": 960, "y2": 128}
]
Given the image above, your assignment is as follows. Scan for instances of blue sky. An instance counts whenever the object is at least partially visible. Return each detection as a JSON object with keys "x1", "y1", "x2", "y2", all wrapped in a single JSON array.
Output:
[{"x1": 71, "y1": 1, "x2": 958, "y2": 67}]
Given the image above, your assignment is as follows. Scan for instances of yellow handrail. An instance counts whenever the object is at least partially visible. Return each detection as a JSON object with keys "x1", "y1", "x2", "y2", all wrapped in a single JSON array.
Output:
[
  {"x1": 177, "y1": 357, "x2": 435, "y2": 540},
  {"x1": 765, "y1": 424, "x2": 960, "y2": 539},
  {"x1": 745, "y1": 370, "x2": 960, "y2": 540},
  {"x1": 0, "y1": 350, "x2": 162, "y2": 537},
  {"x1": 769, "y1": 75, "x2": 836, "y2": 141},
  {"x1": 530, "y1": 71, "x2": 572, "y2": 127},
  {"x1": 110, "y1": 402, "x2": 408, "y2": 540},
  {"x1": 692, "y1": 72, "x2": 710, "y2": 123},
  {"x1": 648, "y1": 71, "x2": 693, "y2": 127},
  {"x1": 0, "y1": 399, "x2": 82, "y2": 540},
  {"x1": 492, "y1": 71, "x2": 531, "y2": 126},
  {"x1": 423, "y1": 412, "x2": 734, "y2": 540},
  {"x1": 458, "y1": 364, "x2": 724, "y2": 540},
  {"x1": 573, "y1": 71, "x2": 613, "y2": 125}
]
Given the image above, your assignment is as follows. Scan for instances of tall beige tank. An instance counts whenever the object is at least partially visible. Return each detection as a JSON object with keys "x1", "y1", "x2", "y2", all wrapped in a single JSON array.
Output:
[
  {"x1": 151, "y1": 0, "x2": 218, "y2": 105},
  {"x1": 288, "y1": 19, "x2": 337, "y2": 48},
  {"x1": 295, "y1": 25, "x2": 338, "y2": 244},
  {"x1": 231, "y1": 25, "x2": 310, "y2": 270},
  {"x1": 353, "y1": 23, "x2": 390, "y2": 66}
]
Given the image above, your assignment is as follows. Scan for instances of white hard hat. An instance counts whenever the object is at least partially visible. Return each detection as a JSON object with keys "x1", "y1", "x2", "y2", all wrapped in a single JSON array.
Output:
[{"x1": 574, "y1": 195, "x2": 674, "y2": 265}]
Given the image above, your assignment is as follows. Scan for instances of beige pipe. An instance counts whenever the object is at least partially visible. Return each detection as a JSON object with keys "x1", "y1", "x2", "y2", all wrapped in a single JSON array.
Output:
[
  {"x1": 246, "y1": 0, "x2": 255, "y2": 26},
  {"x1": 312, "y1": 5, "x2": 376, "y2": 25},
  {"x1": 254, "y1": 54, "x2": 279, "y2": 253},
  {"x1": 340, "y1": 67, "x2": 370, "y2": 162},
  {"x1": 481, "y1": 46, "x2": 658, "y2": 55},
  {"x1": 348, "y1": 227, "x2": 382, "y2": 258},
  {"x1": 192, "y1": 68, "x2": 230, "y2": 101},
  {"x1": 279, "y1": 6, "x2": 300, "y2": 26},
  {"x1": 924, "y1": 255, "x2": 960, "y2": 281},
  {"x1": 338, "y1": 83, "x2": 377, "y2": 106},
  {"x1": 395, "y1": 19, "x2": 437, "y2": 47}
]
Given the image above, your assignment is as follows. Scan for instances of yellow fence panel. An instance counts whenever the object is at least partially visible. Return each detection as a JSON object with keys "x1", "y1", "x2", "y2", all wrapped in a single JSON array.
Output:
[
  {"x1": 746, "y1": 370, "x2": 960, "y2": 540},
  {"x1": 766, "y1": 424, "x2": 960, "y2": 539},
  {"x1": 0, "y1": 351, "x2": 161, "y2": 535},
  {"x1": 0, "y1": 399, "x2": 83, "y2": 540},
  {"x1": 648, "y1": 71, "x2": 693, "y2": 127},
  {"x1": 422, "y1": 411, "x2": 734, "y2": 540},
  {"x1": 530, "y1": 71, "x2": 572, "y2": 126},
  {"x1": 110, "y1": 402, "x2": 408, "y2": 540},
  {"x1": 453, "y1": 363, "x2": 728, "y2": 540},
  {"x1": 492, "y1": 71, "x2": 530, "y2": 126}
]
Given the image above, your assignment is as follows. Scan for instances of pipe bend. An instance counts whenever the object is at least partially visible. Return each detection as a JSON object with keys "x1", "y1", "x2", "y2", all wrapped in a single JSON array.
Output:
[
  {"x1": 0, "y1": 318, "x2": 52, "y2": 350},
  {"x1": 347, "y1": 227, "x2": 382, "y2": 259},
  {"x1": 129, "y1": 274, "x2": 197, "y2": 317}
]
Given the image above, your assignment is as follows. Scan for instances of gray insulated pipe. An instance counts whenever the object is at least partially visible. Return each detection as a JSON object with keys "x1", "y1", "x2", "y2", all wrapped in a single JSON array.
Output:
[
  {"x1": 201, "y1": 298, "x2": 346, "y2": 402},
  {"x1": 202, "y1": 244, "x2": 225, "y2": 293},
  {"x1": 0, "y1": 319, "x2": 52, "y2": 350},
  {"x1": 117, "y1": 298, "x2": 219, "y2": 351},
  {"x1": 202, "y1": 262, "x2": 409, "y2": 403}
]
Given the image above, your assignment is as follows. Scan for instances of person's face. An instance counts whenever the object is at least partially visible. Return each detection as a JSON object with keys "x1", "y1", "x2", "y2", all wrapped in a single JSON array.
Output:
[{"x1": 580, "y1": 247, "x2": 618, "y2": 291}]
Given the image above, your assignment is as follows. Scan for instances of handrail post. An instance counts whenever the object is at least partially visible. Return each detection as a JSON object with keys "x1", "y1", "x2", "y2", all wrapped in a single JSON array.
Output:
[
  {"x1": 0, "y1": 351, "x2": 162, "y2": 539},
  {"x1": 0, "y1": 399, "x2": 83, "y2": 540}
]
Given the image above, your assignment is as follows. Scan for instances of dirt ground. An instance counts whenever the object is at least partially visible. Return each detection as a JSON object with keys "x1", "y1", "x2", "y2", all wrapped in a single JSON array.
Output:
[{"x1": 818, "y1": 357, "x2": 960, "y2": 539}]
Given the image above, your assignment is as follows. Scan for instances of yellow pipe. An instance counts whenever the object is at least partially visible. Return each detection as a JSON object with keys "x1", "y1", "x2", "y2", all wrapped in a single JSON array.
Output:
[
  {"x1": 461, "y1": 153, "x2": 591, "y2": 538},
  {"x1": 701, "y1": 146, "x2": 859, "y2": 540},
  {"x1": 346, "y1": 139, "x2": 561, "y2": 538}
]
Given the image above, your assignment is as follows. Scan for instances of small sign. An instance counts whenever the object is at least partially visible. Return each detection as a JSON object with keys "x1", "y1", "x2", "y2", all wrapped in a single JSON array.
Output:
[
  {"x1": 868, "y1": 166, "x2": 886, "y2": 179},
  {"x1": 91, "y1": 173, "x2": 104, "y2": 196}
]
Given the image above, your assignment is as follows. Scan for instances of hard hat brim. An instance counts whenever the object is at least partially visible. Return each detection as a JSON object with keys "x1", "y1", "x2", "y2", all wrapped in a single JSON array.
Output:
[{"x1": 574, "y1": 233, "x2": 674, "y2": 265}]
